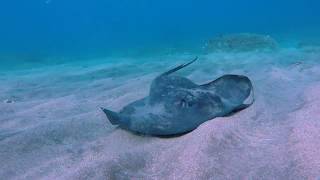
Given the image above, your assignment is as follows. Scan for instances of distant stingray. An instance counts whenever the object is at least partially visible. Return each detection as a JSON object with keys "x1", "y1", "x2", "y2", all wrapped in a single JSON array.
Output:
[{"x1": 101, "y1": 57, "x2": 254, "y2": 136}]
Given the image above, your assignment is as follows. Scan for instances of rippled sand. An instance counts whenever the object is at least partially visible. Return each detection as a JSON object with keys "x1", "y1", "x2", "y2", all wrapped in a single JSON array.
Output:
[{"x1": 1, "y1": 47, "x2": 320, "y2": 179}]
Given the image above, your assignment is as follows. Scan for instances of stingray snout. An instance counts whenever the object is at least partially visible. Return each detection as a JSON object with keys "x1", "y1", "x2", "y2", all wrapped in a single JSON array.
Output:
[{"x1": 101, "y1": 107, "x2": 122, "y2": 125}]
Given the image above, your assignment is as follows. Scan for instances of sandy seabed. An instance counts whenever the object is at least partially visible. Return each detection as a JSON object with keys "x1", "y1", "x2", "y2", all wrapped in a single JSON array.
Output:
[{"x1": 1, "y1": 47, "x2": 320, "y2": 179}]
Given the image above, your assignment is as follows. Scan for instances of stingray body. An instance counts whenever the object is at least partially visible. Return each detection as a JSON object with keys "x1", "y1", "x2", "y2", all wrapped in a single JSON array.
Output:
[{"x1": 101, "y1": 57, "x2": 254, "y2": 136}]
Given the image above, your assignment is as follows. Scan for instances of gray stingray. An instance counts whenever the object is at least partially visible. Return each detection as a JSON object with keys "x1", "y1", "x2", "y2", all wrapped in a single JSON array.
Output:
[{"x1": 101, "y1": 57, "x2": 254, "y2": 136}]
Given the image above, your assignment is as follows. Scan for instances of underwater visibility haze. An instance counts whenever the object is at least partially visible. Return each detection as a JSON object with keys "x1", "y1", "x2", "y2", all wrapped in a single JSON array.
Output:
[{"x1": 1, "y1": 0, "x2": 320, "y2": 179}]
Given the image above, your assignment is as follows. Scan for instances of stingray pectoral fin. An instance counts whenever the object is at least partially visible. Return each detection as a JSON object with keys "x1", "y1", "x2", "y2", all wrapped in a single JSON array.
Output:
[
  {"x1": 201, "y1": 74, "x2": 254, "y2": 106},
  {"x1": 226, "y1": 103, "x2": 253, "y2": 116},
  {"x1": 101, "y1": 107, "x2": 121, "y2": 125}
]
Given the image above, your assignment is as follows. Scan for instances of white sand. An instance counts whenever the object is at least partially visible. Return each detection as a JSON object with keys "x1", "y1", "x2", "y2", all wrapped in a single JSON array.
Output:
[{"x1": 1, "y1": 48, "x2": 320, "y2": 179}]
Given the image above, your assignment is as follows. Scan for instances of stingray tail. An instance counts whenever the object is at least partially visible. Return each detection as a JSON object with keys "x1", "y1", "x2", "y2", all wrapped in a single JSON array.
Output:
[
  {"x1": 161, "y1": 57, "x2": 198, "y2": 76},
  {"x1": 101, "y1": 107, "x2": 121, "y2": 125}
]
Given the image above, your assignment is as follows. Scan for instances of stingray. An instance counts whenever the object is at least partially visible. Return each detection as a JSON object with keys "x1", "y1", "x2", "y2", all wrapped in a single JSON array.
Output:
[{"x1": 101, "y1": 57, "x2": 254, "y2": 136}]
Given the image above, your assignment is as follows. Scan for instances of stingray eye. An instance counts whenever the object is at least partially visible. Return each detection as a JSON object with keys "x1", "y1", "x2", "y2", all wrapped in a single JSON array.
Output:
[
  {"x1": 180, "y1": 99, "x2": 187, "y2": 108},
  {"x1": 179, "y1": 99, "x2": 194, "y2": 108}
]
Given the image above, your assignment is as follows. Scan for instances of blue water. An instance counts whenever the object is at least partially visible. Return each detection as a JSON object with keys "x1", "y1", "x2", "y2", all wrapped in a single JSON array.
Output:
[
  {"x1": 1, "y1": 1, "x2": 320, "y2": 179},
  {"x1": 1, "y1": 0, "x2": 320, "y2": 58}
]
